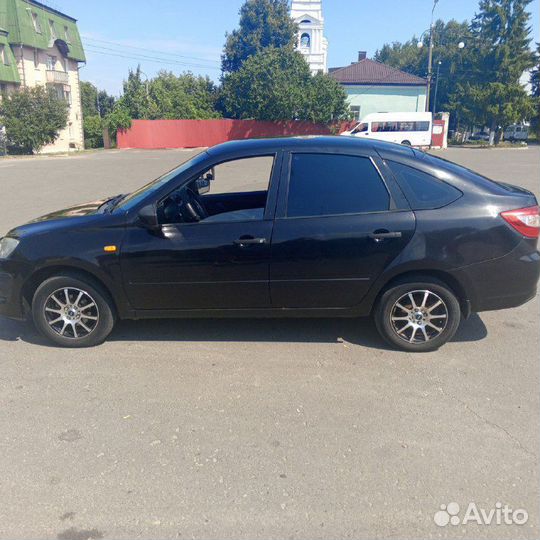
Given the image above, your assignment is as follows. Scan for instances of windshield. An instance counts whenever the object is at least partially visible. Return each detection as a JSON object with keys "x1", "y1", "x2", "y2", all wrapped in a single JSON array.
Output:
[
  {"x1": 114, "y1": 150, "x2": 208, "y2": 212},
  {"x1": 351, "y1": 123, "x2": 368, "y2": 134}
]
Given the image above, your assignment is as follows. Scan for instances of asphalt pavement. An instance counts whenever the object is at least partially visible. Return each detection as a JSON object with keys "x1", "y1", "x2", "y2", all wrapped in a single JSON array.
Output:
[{"x1": 0, "y1": 145, "x2": 538, "y2": 539}]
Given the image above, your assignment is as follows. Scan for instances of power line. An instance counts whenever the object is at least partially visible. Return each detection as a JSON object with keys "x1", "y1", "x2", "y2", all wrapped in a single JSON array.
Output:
[
  {"x1": 82, "y1": 35, "x2": 220, "y2": 66},
  {"x1": 84, "y1": 45, "x2": 221, "y2": 71}
]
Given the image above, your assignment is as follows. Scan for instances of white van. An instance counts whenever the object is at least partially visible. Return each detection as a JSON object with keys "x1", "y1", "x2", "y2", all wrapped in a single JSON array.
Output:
[
  {"x1": 341, "y1": 112, "x2": 433, "y2": 147},
  {"x1": 503, "y1": 124, "x2": 529, "y2": 142}
]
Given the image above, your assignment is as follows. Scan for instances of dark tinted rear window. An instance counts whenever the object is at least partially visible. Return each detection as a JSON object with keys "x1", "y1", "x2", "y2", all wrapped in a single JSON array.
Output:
[
  {"x1": 388, "y1": 161, "x2": 462, "y2": 210},
  {"x1": 411, "y1": 150, "x2": 515, "y2": 195},
  {"x1": 287, "y1": 153, "x2": 390, "y2": 217}
]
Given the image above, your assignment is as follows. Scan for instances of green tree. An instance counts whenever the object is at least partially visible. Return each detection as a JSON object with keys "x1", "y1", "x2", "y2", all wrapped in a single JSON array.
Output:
[
  {"x1": 456, "y1": 0, "x2": 536, "y2": 144},
  {"x1": 0, "y1": 86, "x2": 68, "y2": 154},
  {"x1": 81, "y1": 81, "x2": 116, "y2": 119},
  {"x1": 532, "y1": 43, "x2": 540, "y2": 97},
  {"x1": 116, "y1": 67, "x2": 220, "y2": 121},
  {"x1": 222, "y1": 0, "x2": 297, "y2": 74},
  {"x1": 374, "y1": 19, "x2": 472, "y2": 114},
  {"x1": 220, "y1": 47, "x2": 349, "y2": 123},
  {"x1": 306, "y1": 72, "x2": 350, "y2": 124},
  {"x1": 146, "y1": 71, "x2": 220, "y2": 119},
  {"x1": 118, "y1": 66, "x2": 150, "y2": 119},
  {"x1": 103, "y1": 105, "x2": 132, "y2": 145},
  {"x1": 81, "y1": 81, "x2": 99, "y2": 118},
  {"x1": 80, "y1": 82, "x2": 116, "y2": 148},
  {"x1": 450, "y1": 81, "x2": 534, "y2": 137}
]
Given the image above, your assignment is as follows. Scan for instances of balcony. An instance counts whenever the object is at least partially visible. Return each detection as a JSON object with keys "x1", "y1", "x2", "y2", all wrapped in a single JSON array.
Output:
[{"x1": 46, "y1": 70, "x2": 69, "y2": 84}]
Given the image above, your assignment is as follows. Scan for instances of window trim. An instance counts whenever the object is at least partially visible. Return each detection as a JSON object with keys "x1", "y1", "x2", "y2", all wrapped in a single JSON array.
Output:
[
  {"x1": 349, "y1": 105, "x2": 361, "y2": 122},
  {"x1": 49, "y1": 19, "x2": 57, "y2": 40},
  {"x1": 156, "y1": 153, "x2": 282, "y2": 227},
  {"x1": 46, "y1": 54, "x2": 57, "y2": 70},
  {"x1": 30, "y1": 11, "x2": 42, "y2": 34},
  {"x1": 299, "y1": 32, "x2": 311, "y2": 49},
  {"x1": 280, "y1": 151, "x2": 395, "y2": 220},
  {"x1": 0, "y1": 44, "x2": 8, "y2": 66}
]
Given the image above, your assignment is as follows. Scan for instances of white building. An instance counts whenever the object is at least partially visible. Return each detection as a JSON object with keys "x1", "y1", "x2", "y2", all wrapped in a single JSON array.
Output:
[
  {"x1": 290, "y1": 0, "x2": 328, "y2": 74},
  {"x1": 0, "y1": 0, "x2": 85, "y2": 153}
]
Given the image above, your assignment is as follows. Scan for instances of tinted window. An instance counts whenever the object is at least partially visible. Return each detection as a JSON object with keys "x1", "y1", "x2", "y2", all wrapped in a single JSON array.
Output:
[
  {"x1": 287, "y1": 154, "x2": 390, "y2": 217},
  {"x1": 387, "y1": 161, "x2": 462, "y2": 210},
  {"x1": 371, "y1": 121, "x2": 430, "y2": 132}
]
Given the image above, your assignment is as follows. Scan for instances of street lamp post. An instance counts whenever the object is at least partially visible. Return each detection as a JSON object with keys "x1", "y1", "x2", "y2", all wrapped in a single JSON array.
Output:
[{"x1": 425, "y1": 0, "x2": 439, "y2": 112}]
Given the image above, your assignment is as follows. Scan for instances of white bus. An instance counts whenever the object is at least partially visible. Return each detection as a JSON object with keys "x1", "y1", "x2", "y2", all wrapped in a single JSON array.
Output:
[{"x1": 341, "y1": 112, "x2": 433, "y2": 147}]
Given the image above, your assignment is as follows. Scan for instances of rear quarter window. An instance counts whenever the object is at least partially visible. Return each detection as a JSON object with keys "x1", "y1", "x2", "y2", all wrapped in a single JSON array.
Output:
[{"x1": 387, "y1": 160, "x2": 462, "y2": 210}]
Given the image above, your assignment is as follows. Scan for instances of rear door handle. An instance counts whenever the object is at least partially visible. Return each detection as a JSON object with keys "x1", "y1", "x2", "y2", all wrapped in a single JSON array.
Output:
[
  {"x1": 369, "y1": 231, "x2": 402, "y2": 241},
  {"x1": 233, "y1": 237, "x2": 267, "y2": 246}
]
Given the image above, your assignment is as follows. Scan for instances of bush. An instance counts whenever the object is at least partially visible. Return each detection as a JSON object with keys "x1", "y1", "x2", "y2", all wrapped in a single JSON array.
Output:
[
  {"x1": 104, "y1": 106, "x2": 132, "y2": 145},
  {"x1": 83, "y1": 115, "x2": 104, "y2": 148}
]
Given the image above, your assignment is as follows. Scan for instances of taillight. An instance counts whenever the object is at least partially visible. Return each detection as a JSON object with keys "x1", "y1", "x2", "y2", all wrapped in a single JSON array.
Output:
[{"x1": 501, "y1": 205, "x2": 540, "y2": 238}]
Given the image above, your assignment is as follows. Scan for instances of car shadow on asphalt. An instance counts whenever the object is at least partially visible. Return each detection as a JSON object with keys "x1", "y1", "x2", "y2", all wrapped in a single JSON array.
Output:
[{"x1": 0, "y1": 313, "x2": 488, "y2": 351}]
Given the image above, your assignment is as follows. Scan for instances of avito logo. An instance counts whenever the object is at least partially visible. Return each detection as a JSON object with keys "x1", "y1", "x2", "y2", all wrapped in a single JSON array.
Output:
[{"x1": 434, "y1": 502, "x2": 528, "y2": 527}]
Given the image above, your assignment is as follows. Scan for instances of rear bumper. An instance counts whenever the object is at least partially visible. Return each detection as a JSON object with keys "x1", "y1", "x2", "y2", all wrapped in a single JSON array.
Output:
[{"x1": 454, "y1": 244, "x2": 540, "y2": 313}]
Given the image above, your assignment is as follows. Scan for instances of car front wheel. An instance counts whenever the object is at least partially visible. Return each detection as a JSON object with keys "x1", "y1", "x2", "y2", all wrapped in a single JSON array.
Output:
[
  {"x1": 32, "y1": 274, "x2": 116, "y2": 348},
  {"x1": 374, "y1": 279, "x2": 461, "y2": 352}
]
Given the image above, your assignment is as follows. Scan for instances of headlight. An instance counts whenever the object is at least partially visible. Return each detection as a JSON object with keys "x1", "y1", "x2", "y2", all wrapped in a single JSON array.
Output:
[{"x1": 0, "y1": 237, "x2": 19, "y2": 259}]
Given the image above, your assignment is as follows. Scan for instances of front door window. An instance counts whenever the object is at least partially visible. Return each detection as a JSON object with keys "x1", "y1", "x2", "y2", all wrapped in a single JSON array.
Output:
[{"x1": 157, "y1": 155, "x2": 275, "y2": 225}]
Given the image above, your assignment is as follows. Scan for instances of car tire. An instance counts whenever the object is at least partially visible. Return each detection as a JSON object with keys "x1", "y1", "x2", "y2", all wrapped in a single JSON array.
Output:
[
  {"x1": 374, "y1": 278, "x2": 461, "y2": 352},
  {"x1": 401, "y1": 140, "x2": 412, "y2": 146},
  {"x1": 32, "y1": 274, "x2": 116, "y2": 348}
]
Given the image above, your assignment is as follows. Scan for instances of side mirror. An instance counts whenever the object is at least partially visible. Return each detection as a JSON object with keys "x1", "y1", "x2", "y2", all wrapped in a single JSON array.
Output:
[
  {"x1": 196, "y1": 176, "x2": 211, "y2": 194},
  {"x1": 137, "y1": 203, "x2": 160, "y2": 231}
]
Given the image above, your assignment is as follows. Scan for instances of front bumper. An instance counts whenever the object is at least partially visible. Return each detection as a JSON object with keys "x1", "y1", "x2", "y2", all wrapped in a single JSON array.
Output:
[{"x1": 0, "y1": 265, "x2": 25, "y2": 320}]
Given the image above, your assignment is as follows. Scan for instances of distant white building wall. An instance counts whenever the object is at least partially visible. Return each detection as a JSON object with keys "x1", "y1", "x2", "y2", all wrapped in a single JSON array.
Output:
[{"x1": 291, "y1": 0, "x2": 328, "y2": 74}]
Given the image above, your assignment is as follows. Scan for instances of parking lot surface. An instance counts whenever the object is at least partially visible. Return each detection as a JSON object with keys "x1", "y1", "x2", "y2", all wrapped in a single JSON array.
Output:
[{"x1": 0, "y1": 146, "x2": 539, "y2": 539}]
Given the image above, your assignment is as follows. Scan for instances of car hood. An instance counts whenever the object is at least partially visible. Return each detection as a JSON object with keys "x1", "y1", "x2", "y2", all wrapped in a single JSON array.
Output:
[
  {"x1": 28, "y1": 197, "x2": 110, "y2": 223},
  {"x1": 6, "y1": 197, "x2": 113, "y2": 239}
]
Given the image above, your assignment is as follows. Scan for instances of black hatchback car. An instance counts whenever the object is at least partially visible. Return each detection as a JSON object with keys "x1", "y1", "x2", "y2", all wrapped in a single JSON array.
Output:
[{"x1": 1, "y1": 137, "x2": 539, "y2": 351}]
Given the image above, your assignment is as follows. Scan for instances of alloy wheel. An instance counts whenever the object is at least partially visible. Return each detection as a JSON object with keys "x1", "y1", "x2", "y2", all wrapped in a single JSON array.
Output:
[
  {"x1": 43, "y1": 287, "x2": 100, "y2": 339},
  {"x1": 390, "y1": 289, "x2": 449, "y2": 344}
]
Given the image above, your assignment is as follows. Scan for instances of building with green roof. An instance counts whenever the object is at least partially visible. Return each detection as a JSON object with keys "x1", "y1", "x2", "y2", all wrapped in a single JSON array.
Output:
[{"x1": 0, "y1": 0, "x2": 86, "y2": 151}]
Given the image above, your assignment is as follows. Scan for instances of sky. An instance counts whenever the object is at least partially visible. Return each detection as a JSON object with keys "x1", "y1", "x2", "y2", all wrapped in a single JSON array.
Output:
[{"x1": 47, "y1": 0, "x2": 540, "y2": 95}]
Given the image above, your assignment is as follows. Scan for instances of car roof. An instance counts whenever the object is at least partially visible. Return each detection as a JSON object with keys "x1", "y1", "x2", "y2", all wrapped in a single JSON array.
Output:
[{"x1": 206, "y1": 135, "x2": 416, "y2": 160}]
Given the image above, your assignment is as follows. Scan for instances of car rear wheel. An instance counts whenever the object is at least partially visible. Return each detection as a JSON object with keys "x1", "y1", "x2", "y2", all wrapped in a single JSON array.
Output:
[
  {"x1": 374, "y1": 278, "x2": 461, "y2": 352},
  {"x1": 401, "y1": 140, "x2": 412, "y2": 146},
  {"x1": 32, "y1": 274, "x2": 116, "y2": 348}
]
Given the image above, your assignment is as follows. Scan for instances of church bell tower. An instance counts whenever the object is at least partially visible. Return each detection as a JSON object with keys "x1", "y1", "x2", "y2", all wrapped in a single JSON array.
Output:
[{"x1": 290, "y1": 0, "x2": 328, "y2": 74}]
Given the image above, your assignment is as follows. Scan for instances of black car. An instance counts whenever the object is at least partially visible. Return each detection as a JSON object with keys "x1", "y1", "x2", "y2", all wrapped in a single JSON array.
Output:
[{"x1": 1, "y1": 137, "x2": 539, "y2": 351}]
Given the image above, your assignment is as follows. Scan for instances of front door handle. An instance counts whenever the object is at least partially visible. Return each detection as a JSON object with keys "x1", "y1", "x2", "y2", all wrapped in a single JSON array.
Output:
[
  {"x1": 369, "y1": 230, "x2": 402, "y2": 242},
  {"x1": 233, "y1": 236, "x2": 267, "y2": 247}
]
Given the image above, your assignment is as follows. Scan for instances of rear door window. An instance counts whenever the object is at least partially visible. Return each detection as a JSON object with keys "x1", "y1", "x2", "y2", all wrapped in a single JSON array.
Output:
[
  {"x1": 387, "y1": 161, "x2": 462, "y2": 210},
  {"x1": 287, "y1": 153, "x2": 390, "y2": 217}
]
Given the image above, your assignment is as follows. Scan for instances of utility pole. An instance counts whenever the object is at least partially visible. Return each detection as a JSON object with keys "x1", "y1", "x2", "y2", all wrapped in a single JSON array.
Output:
[
  {"x1": 433, "y1": 60, "x2": 442, "y2": 114},
  {"x1": 425, "y1": 0, "x2": 439, "y2": 112}
]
